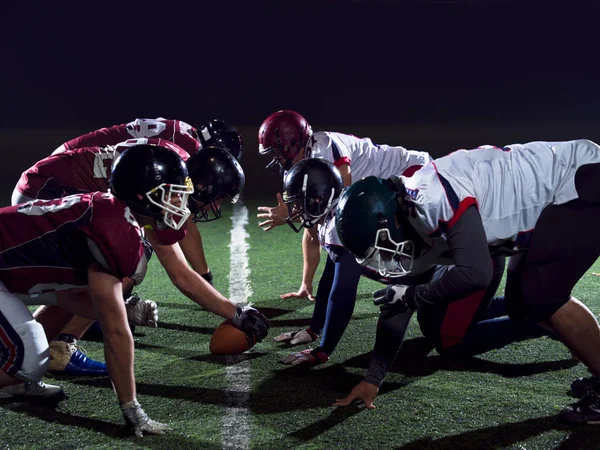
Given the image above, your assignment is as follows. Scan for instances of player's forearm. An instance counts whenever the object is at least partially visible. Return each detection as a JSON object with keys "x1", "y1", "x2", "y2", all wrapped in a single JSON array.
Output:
[
  {"x1": 364, "y1": 310, "x2": 413, "y2": 387},
  {"x1": 301, "y1": 229, "x2": 320, "y2": 286},
  {"x1": 103, "y1": 326, "x2": 136, "y2": 404},
  {"x1": 179, "y1": 223, "x2": 209, "y2": 275}
]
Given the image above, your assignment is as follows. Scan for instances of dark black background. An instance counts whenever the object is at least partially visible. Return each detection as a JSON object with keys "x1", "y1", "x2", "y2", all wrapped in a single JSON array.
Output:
[{"x1": 1, "y1": 1, "x2": 599, "y2": 198}]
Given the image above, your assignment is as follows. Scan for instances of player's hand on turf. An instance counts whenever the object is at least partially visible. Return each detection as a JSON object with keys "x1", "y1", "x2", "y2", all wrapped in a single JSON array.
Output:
[
  {"x1": 333, "y1": 381, "x2": 379, "y2": 410},
  {"x1": 280, "y1": 283, "x2": 315, "y2": 301},
  {"x1": 281, "y1": 348, "x2": 329, "y2": 366},
  {"x1": 125, "y1": 296, "x2": 158, "y2": 328},
  {"x1": 274, "y1": 328, "x2": 318, "y2": 345},
  {"x1": 121, "y1": 399, "x2": 172, "y2": 437},
  {"x1": 257, "y1": 193, "x2": 287, "y2": 231},
  {"x1": 232, "y1": 306, "x2": 270, "y2": 344},
  {"x1": 373, "y1": 285, "x2": 412, "y2": 317}
]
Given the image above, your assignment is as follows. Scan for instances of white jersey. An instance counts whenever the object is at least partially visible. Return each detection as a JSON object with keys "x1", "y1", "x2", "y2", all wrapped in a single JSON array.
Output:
[
  {"x1": 403, "y1": 139, "x2": 600, "y2": 248},
  {"x1": 307, "y1": 131, "x2": 431, "y2": 180},
  {"x1": 316, "y1": 134, "x2": 433, "y2": 258}
]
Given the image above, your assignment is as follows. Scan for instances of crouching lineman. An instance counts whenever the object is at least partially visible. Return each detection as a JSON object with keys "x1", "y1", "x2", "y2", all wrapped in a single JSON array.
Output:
[
  {"x1": 0, "y1": 144, "x2": 268, "y2": 436},
  {"x1": 275, "y1": 160, "x2": 550, "y2": 368},
  {"x1": 334, "y1": 140, "x2": 600, "y2": 423},
  {"x1": 12, "y1": 137, "x2": 249, "y2": 377}
]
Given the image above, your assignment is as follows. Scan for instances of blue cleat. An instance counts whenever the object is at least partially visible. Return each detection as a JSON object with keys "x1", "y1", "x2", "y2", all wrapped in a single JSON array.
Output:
[{"x1": 48, "y1": 334, "x2": 108, "y2": 376}]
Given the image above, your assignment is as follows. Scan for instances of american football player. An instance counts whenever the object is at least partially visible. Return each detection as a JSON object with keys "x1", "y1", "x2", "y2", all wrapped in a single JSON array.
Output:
[
  {"x1": 333, "y1": 140, "x2": 600, "y2": 422},
  {"x1": 0, "y1": 144, "x2": 190, "y2": 435},
  {"x1": 0, "y1": 144, "x2": 267, "y2": 435},
  {"x1": 12, "y1": 139, "x2": 262, "y2": 377},
  {"x1": 257, "y1": 110, "x2": 431, "y2": 301},
  {"x1": 51, "y1": 117, "x2": 243, "y2": 279},
  {"x1": 276, "y1": 160, "x2": 550, "y2": 369},
  {"x1": 53, "y1": 117, "x2": 243, "y2": 160}
]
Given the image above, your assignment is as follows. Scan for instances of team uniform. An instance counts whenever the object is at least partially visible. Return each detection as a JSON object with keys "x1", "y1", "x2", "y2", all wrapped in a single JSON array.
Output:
[
  {"x1": 307, "y1": 131, "x2": 430, "y2": 178},
  {"x1": 0, "y1": 193, "x2": 147, "y2": 381},
  {"x1": 400, "y1": 139, "x2": 600, "y2": 321},
  {"x1": 13, "y1": 138, "x2": 189, "y2": 246},
  {"x1": 53, "y1": 118, "x2": 201, "y2": 156}
]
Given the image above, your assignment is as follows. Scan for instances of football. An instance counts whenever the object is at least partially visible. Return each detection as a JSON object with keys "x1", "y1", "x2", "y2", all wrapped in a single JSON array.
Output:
[{"x1": 209, "y1": 320, "x2": 256, "y2": 355}]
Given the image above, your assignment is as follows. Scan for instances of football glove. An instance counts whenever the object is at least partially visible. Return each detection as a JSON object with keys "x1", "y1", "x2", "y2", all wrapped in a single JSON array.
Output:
[
  {"x1": 373, "y1": 285, "x2": 413, "y2": 318},
  {"x1": 231, "y1": 306, "x2": 270, "y2": 345},
  {"x1": 274, "y1": 328, "x2": 319, "y2": 345},
  {"x1": 281, "y1": 348, "x2": 329, "y2": 366},
  {"x1": 121, "y1": 399, "x2": 171, "y2": 437},
  {"x1": 125, "y1": 295, "x2": 158, "y2": 328}
]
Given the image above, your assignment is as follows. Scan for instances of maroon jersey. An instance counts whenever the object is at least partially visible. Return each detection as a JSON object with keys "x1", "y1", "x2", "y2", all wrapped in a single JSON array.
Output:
[
  {"x1": 16, "y1": 138, "x2": 189, "y2": 246},
  {"x1": 18, "y1": 138, "x2": 189, "y2": 200},
  {"x1": 59, "y1": 118, "x2": 201, "y2": 156},
  {"x1": 0, "y1": 192, "x2": 145, "y2": 296}
]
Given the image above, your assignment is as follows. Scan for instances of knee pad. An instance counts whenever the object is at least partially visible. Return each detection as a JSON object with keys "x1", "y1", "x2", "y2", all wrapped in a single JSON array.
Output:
[{"x1": 13, "y1": 319, "x2": 49, "y2": 382}]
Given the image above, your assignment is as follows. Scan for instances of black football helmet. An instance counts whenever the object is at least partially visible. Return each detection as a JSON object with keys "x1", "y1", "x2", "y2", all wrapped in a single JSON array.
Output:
[
  {"x1": 187, "y1": 146, "x2": 245, "y2": 222},
  {"x1": 198, "y1": 119, "x2": 243, "y2": 161},
  {"x1": 109, "y1": 144, "x2": 193, "y2": 230},
  {"x1": 282, "y1": 158, "x2": 343, "y2": 233},
  {"x1": 335, "y1": 176, "x2": 419, "y2": 277}
]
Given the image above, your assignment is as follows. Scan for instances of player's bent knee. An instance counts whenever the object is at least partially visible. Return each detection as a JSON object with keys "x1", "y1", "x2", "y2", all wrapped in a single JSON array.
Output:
[{"x1": 14, "y1": 320, "x2": 50, "y2": 382}]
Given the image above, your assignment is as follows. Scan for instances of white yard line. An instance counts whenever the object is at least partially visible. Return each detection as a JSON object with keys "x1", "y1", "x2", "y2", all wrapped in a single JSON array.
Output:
[{"x1": 222, "y1": 202, "x2": 252, "y2": 450}]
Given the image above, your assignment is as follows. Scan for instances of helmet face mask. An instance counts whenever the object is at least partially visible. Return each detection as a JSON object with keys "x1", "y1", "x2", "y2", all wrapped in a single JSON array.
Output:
[
  {"x1": 145, "y1": 177, "x2": 193, "y2": 230},
  {"x1": 360, "y1": 227, "x2": 415, "y2": 277}
]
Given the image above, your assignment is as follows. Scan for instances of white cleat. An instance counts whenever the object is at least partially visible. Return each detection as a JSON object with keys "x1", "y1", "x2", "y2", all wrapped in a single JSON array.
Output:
[{"x1": 0, "y1": 381, "x2": 64, "y2": 399}]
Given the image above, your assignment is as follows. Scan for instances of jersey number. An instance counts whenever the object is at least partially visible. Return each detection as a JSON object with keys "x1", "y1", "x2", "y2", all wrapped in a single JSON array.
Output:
[{"x1": 92, "y1": 148, "x2": 117, "y2": 179}]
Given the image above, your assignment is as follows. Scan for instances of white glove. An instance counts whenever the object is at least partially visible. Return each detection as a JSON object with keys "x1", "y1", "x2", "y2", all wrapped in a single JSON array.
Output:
[
  {"x1": 281, "y1": 349, "x2": 329, "y2": 366},
  {"x1": 125, "y1": 295, "x2": 158, "y2": 328},
  {"x1": 274, "y1": 328, "x2": 318, "y2": 345},
  {"x1": 121, "y1": 399, "x2": 171, "y2": 437}
]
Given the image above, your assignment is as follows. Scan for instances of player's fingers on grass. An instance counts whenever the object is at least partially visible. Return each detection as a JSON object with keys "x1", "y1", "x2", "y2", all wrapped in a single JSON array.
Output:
[
  {"x1": 280, "y1": 292, "x2": 303, "y2": 298},
  {"x1": 274, "y1": 332, "x2": 294, "y2": 342},
  {"x1": 333, "y1": 395, "x2": 355, "y2": 407}
]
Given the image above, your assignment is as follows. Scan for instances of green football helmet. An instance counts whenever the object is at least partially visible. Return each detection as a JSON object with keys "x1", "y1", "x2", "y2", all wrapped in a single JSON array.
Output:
[{"x1": 335, "y1": 176, "x2": 416, "y2": 277}]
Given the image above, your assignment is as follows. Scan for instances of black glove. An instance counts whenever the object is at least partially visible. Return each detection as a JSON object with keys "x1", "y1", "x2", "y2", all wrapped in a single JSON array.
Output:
[
  {"x1": 201, "y1": 271, "x2": 214, "y2": 286},
  {"x1": 231, "y1": 306, "x2": 270, "y2": 345},
  {"x1": 121, "y1": 399, "x2": 171, "y2": 437},
  {"x1": 373, "y1": 285, "x2": 413, "y2": 318}
]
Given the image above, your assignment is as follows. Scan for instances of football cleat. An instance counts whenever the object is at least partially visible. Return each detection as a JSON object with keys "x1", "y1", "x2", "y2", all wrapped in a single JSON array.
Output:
[
  {"x1": 571, "y1": 376, "x2": 600, "y2": 398},
  {"x1": 0, "y1": 381, "x2": 64, "y2": 399},
  {"x1": 559, "y1": 393, "x2": 600, "y2": 424},
  {"x1": 281, "y1": 348, "x2": 329, "y2": 366},
  {"x1": 48, "y1": 335, "x2": 108, "y2": 376},
  {"x1": 274, "y1": 328, "x2": 319, "y2": 345}
]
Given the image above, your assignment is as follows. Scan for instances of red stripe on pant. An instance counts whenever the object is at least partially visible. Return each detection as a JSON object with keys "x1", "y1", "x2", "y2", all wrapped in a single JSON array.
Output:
[
  {"x1": 439, "y1": 290, "x2": 485, "y2": 349},
  {"x1": 0, "y1": 325, "x2": 19, "y2": 374}
]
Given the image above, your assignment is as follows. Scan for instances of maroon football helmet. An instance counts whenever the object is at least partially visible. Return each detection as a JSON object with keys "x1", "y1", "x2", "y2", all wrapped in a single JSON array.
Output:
[{"x1": 258, "y1": 110, "x2": 313, "y2": 175}]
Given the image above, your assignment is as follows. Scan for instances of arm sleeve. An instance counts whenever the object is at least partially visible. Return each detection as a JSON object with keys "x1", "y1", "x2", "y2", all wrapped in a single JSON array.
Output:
[
  {"x1": 364, "y1": 309, "x2": 414, "y2": 386},
  {"x1": 405, "y1": 205, "x2": 493, "y2": 310}
]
